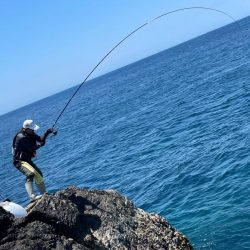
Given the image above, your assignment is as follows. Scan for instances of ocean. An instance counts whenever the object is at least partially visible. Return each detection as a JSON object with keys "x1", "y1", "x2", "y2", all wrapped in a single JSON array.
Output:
[{"x1": 1, "y1": 16, "x2": 250, "y2": 249}]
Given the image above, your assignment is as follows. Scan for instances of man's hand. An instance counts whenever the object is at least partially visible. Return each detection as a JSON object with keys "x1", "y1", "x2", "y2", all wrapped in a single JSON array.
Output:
[
  {"x1": 44, "y1": 128, "x2": 54, "y2": 137},
  {"x1": 46, "y1": 128, "x2": 54, "y2": 134}
]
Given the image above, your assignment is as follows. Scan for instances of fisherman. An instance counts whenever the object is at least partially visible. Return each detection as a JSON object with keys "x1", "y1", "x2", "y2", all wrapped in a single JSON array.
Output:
[{"x1": 12, "y1": 120, "x2": 53, "y2": 202}]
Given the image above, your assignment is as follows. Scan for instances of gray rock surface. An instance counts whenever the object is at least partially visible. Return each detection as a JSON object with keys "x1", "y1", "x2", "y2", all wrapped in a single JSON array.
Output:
[{"x1": 0, "y1": 186, "x2": 192, "y2": 249}]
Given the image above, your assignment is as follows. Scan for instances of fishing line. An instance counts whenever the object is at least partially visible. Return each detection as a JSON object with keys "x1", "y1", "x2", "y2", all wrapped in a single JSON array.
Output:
[
  {"x1": 52, "y1": 6, "x2": 238, "y2": 129},
  {"x1": 0, "y1": 192, "x2": 6, "y2": 201}
]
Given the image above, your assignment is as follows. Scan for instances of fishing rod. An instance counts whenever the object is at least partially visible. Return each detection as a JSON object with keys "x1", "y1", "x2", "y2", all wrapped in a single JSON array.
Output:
[{"x1": 52, "y1": 6, "x2": 237, "y2": 129}]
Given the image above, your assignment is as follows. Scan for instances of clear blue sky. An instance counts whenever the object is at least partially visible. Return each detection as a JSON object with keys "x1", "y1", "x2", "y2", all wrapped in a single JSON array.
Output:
[{"x1": 1, "y1": 0, "x2": 250, "y2": 115}]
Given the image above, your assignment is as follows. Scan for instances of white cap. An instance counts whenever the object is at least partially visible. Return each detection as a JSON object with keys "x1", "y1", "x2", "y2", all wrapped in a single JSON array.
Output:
[{"x1": 23, "y1": 119, "x2": 40, "y2": 131}]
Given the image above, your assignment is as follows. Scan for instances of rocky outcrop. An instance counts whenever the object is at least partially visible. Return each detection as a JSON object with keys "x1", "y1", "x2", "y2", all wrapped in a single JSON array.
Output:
[{"x1": 0, "y1": 186, "x2": 192, "y2": 249}]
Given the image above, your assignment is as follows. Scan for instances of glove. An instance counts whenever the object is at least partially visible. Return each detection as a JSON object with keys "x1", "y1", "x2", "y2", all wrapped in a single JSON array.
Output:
[
  {"x1": 46, "y1": 128, "x2": 54, "y2": 134},
  {"x1": 45, "y1": 128, "x2": 54, "y2": 137}
]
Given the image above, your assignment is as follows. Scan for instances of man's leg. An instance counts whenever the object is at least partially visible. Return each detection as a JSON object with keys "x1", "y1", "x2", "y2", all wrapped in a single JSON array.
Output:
[
  {"x1": 14, "y1": 160, "x2": 36, "y2": 200},
  {"x1": 25, "y1": 177, "x2": 36, "y2": 200},
  {"x1": 27, "y1": 161, "x2": 46, "y2": 195}
]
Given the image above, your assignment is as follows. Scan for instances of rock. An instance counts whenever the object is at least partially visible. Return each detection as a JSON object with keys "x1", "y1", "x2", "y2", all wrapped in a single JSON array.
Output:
[
  {"x1": 0, "y1": 207, "x2": 14, "y2": 240},
  {"x1": 0, "y1": 186, "x2": 192, "y2": 249}
]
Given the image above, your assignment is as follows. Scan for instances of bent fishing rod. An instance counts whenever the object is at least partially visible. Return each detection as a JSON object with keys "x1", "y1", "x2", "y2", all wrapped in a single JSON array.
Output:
[{"x1": 52, "y1": 6, "x2": 237, "y2": 130}]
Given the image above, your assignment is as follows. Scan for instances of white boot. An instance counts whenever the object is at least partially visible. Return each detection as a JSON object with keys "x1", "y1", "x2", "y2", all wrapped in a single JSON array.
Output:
[
  {"x1": 36, "y1": 182, "x2": 46, "y2": 194},
  {"x1": 25, "y1": 181, "x2": 36, "y2": 201}
]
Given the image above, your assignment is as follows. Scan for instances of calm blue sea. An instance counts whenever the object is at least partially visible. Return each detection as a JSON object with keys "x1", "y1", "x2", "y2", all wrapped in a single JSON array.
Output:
[{"x1": 1, "y1": 16, "x2": 250, "y2": 249}]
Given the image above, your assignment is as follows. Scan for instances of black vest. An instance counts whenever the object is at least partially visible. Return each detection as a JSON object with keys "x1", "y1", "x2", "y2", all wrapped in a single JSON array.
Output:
[{"x1": 12, "y1": 130, "x2": 38, "y2": 161}]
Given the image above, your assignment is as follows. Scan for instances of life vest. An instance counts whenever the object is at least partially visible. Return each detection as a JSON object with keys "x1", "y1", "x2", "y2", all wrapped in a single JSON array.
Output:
[{"x1": 12, "y1": 130, "x2": 37, "y2": 161}]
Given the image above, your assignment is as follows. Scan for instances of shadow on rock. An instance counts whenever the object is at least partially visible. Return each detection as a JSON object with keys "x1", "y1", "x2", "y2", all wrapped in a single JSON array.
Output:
[{"x1": 26, "y1": 192, "x2": 102, "y2": 243}]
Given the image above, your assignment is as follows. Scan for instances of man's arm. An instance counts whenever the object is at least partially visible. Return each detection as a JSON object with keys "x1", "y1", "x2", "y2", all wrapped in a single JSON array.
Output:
[{"x1": 36, "y1": 128, "x2": 54, "y2": 145}]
